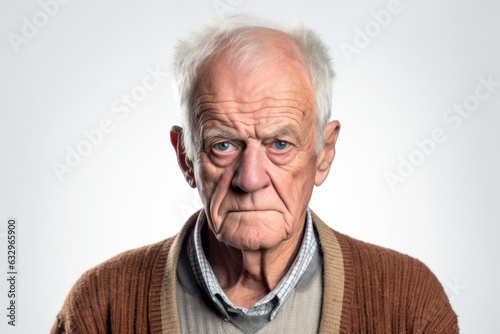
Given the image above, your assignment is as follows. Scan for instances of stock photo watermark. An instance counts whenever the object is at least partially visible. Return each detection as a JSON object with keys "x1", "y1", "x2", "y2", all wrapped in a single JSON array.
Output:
[
  {"x1": 179, "y1": 189, "x2": 203, "y2": 221},
  {"x1": 340, "y1": 0, "x2": 409, "y2": 63},
  {"x1": 443, "y1": 278, "x2": 466, "y2": 304},
  {"x1": 413, "y1": 277, "x2": 465, "y2": 329},
  {"x1": 7, "y1": 0, "x2": 72, "y2": 54},
  {"x1": 385, "y1": 74, "x2": 499, "y2": 192},
  {"x1": 5, "y1": 218, "x2": 18, "y2": 326},
  {"x1": 213, "y1": 0, "x2": 244, "y2": 18},
  {"x1": 51, "y1": 64, "x2": 168, "y2": 182}
]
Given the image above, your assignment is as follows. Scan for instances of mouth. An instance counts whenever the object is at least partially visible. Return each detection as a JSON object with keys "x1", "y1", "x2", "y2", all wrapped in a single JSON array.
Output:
[
  {"x1": 228, "y1": 210, "x2": 259, "y2": 213},
  {"x1": 226, "y1": 209, "x2": 275, "y2": 213}
]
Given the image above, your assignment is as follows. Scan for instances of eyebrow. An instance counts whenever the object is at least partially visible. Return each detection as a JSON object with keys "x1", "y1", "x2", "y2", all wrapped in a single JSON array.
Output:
[
  {"x1": 202, "y1": 128, "x2": 238, "y2": 142},
  {"x1": 202, "y1": 126, "x2": 300, "y2": 143},
  {"x1": 269, "y1": 126, "x2": 300, "y2": 140}
]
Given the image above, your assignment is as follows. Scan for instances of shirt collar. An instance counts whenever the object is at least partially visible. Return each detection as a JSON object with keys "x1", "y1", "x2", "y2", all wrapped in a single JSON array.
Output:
[{"x1": 188, "y1": 208, "x2": 318, "y2": 320}]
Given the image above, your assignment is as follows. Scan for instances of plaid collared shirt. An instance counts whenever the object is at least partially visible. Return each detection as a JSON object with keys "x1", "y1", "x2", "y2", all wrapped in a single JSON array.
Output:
[{"x1": 188, "y1": 208, "x2": 318, "y2": 321}]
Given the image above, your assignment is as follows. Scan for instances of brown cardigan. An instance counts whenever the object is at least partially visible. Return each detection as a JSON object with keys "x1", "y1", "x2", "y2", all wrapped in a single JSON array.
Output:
[{"x1": 52, "y1": 212, "x2": 458, "y2": 333}]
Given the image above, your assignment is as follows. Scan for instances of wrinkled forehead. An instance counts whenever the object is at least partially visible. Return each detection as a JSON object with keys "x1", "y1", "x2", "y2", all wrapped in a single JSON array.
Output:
[
  {"x1": 194, "y1": 61, "x2": 315, "y2": 123},
  {"x1": 195, "y1": 33, "x2": 314, "y2": 103}
]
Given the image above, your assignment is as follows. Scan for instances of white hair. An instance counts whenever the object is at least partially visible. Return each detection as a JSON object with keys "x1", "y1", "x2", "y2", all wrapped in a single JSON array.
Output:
[{"x1": 172, "y1": 15, "x2": 335, "y2": 160}]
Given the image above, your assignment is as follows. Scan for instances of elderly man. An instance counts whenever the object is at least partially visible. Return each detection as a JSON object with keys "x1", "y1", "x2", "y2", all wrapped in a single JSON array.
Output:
[{"x1": 52, "y1": 16, "x2": 458, "y2": 333}]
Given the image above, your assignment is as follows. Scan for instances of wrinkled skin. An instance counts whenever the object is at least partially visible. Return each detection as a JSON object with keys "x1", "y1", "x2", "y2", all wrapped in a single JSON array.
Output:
[{"x1": 171, "y1": 36, "x2": 340, "y2": 306}]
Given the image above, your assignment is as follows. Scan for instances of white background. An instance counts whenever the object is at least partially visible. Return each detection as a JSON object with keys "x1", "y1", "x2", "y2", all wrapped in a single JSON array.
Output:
[{"x1": 1, "y1": 0, "x2": 499, "y2": 333}]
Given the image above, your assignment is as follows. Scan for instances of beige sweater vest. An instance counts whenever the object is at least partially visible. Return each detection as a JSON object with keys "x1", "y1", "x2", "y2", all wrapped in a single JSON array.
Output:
[
  {"x1": 175, "y1": 228, "x2": 324, "y2": 334},
  {"x1": 176, "y1": 262, "x2": 322, "y2": 334}
]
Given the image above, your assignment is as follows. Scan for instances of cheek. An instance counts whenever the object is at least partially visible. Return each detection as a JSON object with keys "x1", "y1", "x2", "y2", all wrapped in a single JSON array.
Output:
[
  {"x1": 272, "y1": 155, "x2": 317, "y2": 206},
  {"x1": 208, "y1": 172, "x2": 236, "y2": 235},
  {"x1": 196, "y1": 159, "x2": 234, "y2": 214}
]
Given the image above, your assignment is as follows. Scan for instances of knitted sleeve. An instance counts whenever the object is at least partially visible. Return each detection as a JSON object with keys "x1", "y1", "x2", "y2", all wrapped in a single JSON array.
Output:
[
  {"x1": 336, "y1": 232, "x2": 459, "y2": 333},
  {"x1": 407, "y1": 260, "x2": 459, "y2": 333},
  {"x1": 51, "y1": 240, "x2": 168, "y2": 334},
  {"x1": 51, "y1": 267, "x2": 110, "y2": 334}
]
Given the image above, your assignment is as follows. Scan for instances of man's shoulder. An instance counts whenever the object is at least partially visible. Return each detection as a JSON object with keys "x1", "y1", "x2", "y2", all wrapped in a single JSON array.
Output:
[
  {"x1": 335, "y1": 230, "x2": 426, "y2": 267},
  {"x1": 53, "y1": 237, "x2": 180, "y2": 332},
  {"x1": 314, "y1": 217, "x2": 458, "y2": 332},
  {"x1": 60, "y1": 237, "x2": 176, "y2": 307},
  {"x1": 81, "y1": 237, "x2": 175, "y2": 282},
  {"x1": 329, "y1": 227, "x2": 440, "y2": 285},
  {"x1": 84, "y1": 212, "x2": 199, "y2": 281},
  {"x1": 64, "y1": 212, "x2": 199, "y2": 301},
  {"x1": 313, "y1": 212, "x2": 435, "y2": 277},
  {"x1": 313, "y1": 213, "x2": 448, "y2": 303},
  {"x1": 52, "y1": 213, "x2": 201, "y2": 334}
]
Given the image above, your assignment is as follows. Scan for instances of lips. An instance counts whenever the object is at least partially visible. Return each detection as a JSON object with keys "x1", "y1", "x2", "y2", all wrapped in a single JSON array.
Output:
[
  {"x1": 227, "y1": 210, "x2": 262, "y2": 212},
  {"x1": 226, "y1": 209, "x2": 277, "y2": 213}
]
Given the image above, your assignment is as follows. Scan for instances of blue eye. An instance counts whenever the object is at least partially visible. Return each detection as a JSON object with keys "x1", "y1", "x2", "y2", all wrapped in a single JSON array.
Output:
[
  {"x1": 273, "y1": 141, "x2": 289, "y2": 150},
  {"x1": 214, "y1": 142, "x2": 233, "y2": 152}
]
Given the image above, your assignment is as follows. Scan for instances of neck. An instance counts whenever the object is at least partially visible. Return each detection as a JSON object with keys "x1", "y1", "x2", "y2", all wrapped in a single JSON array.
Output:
[{"x1": 203, "y1": 222, "x2": 305, "y2": 308}]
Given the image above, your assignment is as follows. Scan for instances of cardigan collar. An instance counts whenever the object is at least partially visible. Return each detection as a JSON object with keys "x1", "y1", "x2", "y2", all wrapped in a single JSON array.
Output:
[{"x1": 150, "y1": 209, "x2": 346, "y2": 334}]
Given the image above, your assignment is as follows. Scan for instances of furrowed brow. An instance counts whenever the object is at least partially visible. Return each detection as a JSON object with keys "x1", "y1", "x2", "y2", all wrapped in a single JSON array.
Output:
[
  {"x1": 202, "y1": 128, "x2": 238, "y2": 142},
  {"x1": 202, "y1": 126, "x2": 301, "y2": 144},
  {"x1": 268, "y1": 126, "x2": 301, "y2": 140}
]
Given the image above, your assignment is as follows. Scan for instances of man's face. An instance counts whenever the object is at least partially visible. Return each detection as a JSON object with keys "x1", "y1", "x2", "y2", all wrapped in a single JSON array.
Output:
[{"x1": 177, "y1": 49, "x2": 336, "y2": 251}]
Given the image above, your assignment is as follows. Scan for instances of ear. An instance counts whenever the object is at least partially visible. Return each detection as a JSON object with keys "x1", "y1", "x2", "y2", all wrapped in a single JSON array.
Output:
[
  {"x1": 170, "y1": 126, "x2": 197, "y2": 188},
  {"x1": 315, "y1": 120, "x2": 341, "y2": 186}
]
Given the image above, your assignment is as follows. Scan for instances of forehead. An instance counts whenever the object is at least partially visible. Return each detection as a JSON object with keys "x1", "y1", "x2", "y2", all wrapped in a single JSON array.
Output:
[{"x1": 194, "y1": 43, "x2": 315, "y2": 124}]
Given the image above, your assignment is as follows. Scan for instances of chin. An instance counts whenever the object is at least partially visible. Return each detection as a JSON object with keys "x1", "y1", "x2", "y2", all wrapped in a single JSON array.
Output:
[
  {"x1": 212, "y1": 211, "x2": 289, "y2": 250},
  {"x1": 220, "y1": 230, "x2": 283, "y2": 251}
]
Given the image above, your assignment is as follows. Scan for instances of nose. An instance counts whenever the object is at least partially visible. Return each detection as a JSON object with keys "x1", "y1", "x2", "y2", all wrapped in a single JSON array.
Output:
[{"x1": 231, "y1": 145, "x2": 271, "y2": 193}]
